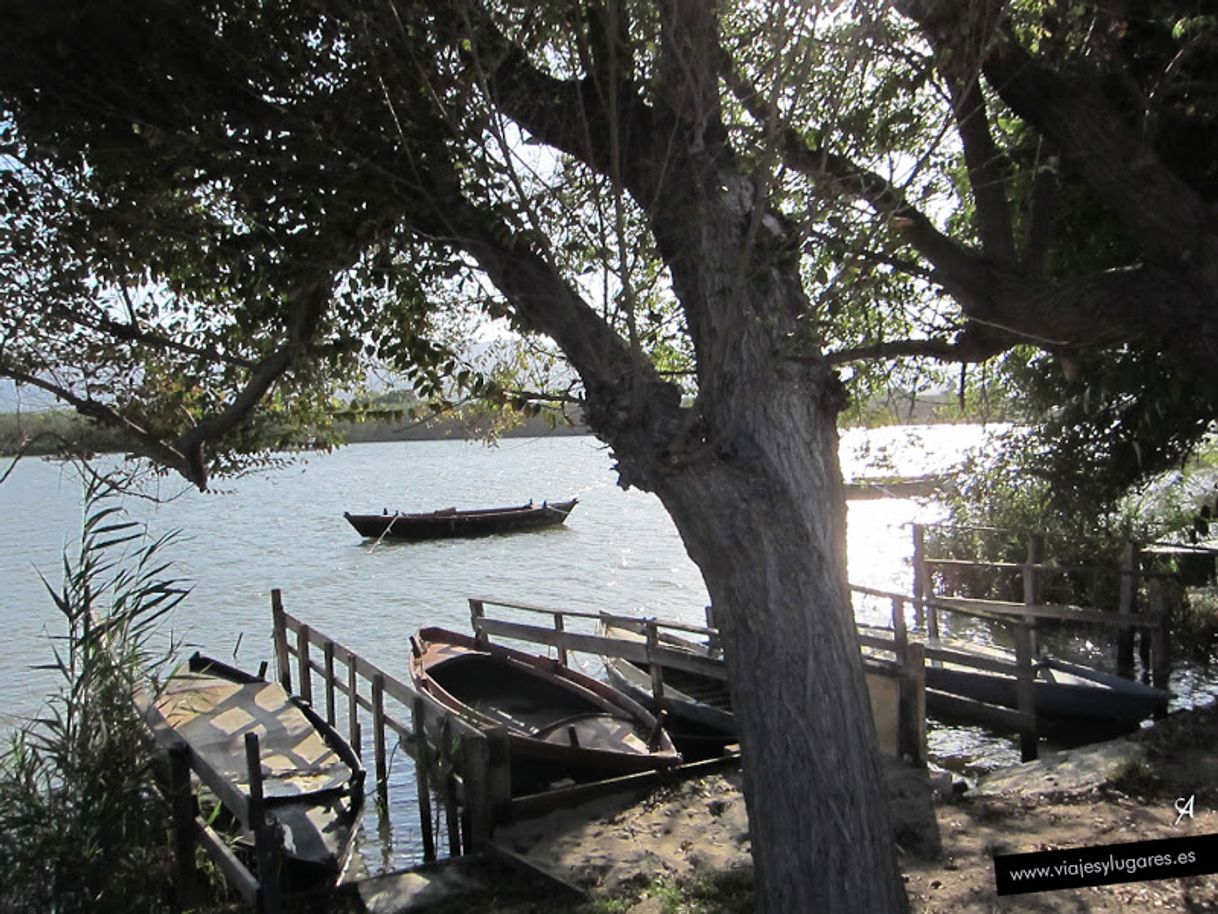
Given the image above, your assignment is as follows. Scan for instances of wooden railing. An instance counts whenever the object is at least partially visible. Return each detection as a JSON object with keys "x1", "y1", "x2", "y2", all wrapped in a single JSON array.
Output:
[
  {"x1": 140, "y1": 697, "x2": 287, "y2": 913},
  {"x1": 270, "y1": 590, "x2": 510, "y2": 862},
  {"x1": 850, "y1": 583, "x2": 1040, "y2": 760},
  {"x1": 468, "y1": 595, "x2": 930, "y2": 767},
  {"x1": 911, "y1": 523, "x2": 1172, "y2": 687}
]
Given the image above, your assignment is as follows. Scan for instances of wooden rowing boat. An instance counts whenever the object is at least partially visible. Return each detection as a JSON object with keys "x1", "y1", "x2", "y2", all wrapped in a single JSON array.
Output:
[
  {"x1": 344, "y1": 498, "x2": 577, "y2": 541},
  {"x1": 409, "y1": 627, "x2": 680, "y2": 792},
  {"x1": 597, "y1": 620, "x2": 735, "y2": 755},
  {"x1": 857, "y1": 623, "x2": 1172, "y2": 734},
  {"x1": 601, "y1": 616, "x2": 1171, "y2": 747},
  {"x1": 597, "y1": 619, "x2": 906, "y2": 758},
  {"x1": 147, "y1": 653, "x2": 365, "y2": 883}
]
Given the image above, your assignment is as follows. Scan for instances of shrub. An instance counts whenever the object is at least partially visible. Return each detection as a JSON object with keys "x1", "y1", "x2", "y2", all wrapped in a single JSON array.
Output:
[{"x1": 0, "y1": 479, "x2": 189, "y2": 913}]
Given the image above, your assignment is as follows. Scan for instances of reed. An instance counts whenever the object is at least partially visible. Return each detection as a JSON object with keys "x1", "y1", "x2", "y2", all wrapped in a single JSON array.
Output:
[{"x1": 0, "y1": 478, "x2": 189, "y2": 913}]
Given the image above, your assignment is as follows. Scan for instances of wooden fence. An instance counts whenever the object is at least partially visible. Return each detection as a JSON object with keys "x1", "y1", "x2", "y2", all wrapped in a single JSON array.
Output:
[
  {"x1": 911, "y1": 523, "x2": 1172, "y2": 687},
  {"x1": 141, "y1": 700, "x2": 288, "y2": 913},
  {"x1": 468, "y1": 595, "x2": 930, "y2": 767},
  {"x1": 269, "y1": 590, "x2": 510, "y2": 862},
  {"x1": 850, "y1": 583, "x2": 1042, "y2": 761}
]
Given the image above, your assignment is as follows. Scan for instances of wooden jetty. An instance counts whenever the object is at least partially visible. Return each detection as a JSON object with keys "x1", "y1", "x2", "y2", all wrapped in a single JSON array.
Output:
[
  {"x1": 468, "y1": 596, "x2": 929, "y2": 767},
  {"x1": 910, "y1": 523, "x2": 1174, "y2": 685}
]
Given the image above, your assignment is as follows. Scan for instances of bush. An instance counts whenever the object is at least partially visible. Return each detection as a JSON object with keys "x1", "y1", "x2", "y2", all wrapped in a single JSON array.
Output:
[{"x1": 0, "y1": 480, "x2": 189, "y2": 913}]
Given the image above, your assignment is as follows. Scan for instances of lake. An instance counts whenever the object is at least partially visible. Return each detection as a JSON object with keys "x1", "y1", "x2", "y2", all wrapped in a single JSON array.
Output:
[{"x1": 3, "y1": 427, "x2": 1211, "y2": 870}]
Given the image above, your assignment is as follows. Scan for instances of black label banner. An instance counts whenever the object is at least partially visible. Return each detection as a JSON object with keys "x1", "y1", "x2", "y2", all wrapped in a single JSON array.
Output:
[{"x1": 993, "y1": 832, "x2": 1218, "y2": 896}]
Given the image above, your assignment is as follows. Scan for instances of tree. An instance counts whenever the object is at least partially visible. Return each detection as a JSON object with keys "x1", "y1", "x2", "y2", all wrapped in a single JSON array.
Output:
[
  {"x1": 814, "y1": 0, "x2": 1218, "y2": 429},
  {"x1": 2, "y1": 1, "x2": 910, "y2": 908},
  {"x1": 4, "y1": 0, "x2": 1214, "y2": 909}
]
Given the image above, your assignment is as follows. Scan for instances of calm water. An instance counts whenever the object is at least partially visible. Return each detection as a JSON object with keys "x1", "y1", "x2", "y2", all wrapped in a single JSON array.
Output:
[{"x1": 3, "y1": 428, "x2": 1212, "y2": 869}]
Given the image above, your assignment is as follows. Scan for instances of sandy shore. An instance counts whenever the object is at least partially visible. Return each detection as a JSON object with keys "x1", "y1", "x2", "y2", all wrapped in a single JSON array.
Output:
[{"x1": 490, "y1": 703, "x2": 1218, "y2": 912}]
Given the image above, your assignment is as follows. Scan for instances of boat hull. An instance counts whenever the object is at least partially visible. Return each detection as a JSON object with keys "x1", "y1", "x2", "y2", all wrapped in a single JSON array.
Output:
[
  {"x1": 345, "y1": 499, "x2": 577, "y2": 541},
  {"x1": 151, "y1": 654, "x2": 365, "y2": 884},
  {"x1": 409, "y1": 627, "x2": 680, "y2": 793}
]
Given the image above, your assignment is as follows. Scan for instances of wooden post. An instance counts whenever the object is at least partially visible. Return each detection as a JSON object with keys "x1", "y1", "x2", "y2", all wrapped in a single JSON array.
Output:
[
  {"x1": 891, "y1": 596, "x2": 908, "y2": 659},
  {"x1": 469, "y1": 598, "x2": 487, "y2": 648},
  {"x1": 1117, "y1": 540, "x2": 1139, "y2": 678},
  {"x1": 372, "y1": 673, "x2": 388, "y2": 807},
  {"x1": 485, "y1": 726, "x2": 512, "y2": 817},
  {"x1": 645, "y1": 620, "x2": 665, "y2": 704},
  {"x1": 167, "y1": 742, "x2": 199, "y2": 908},
  {"x1": 900, "y1": 642, "x2": 927, "y2": 767},
  {"x1": 1023, "y1": 532, "x2": 1045, "y2": 657},
  {"x1": 705, "y1": 604, "x2": 720, "y2": 654},
  {"x1": 323, "y1": 640, "x2": 336, "y2": 726},
  {"x1": 460, "y1": 731, "x2": 493, "y2": 853},
  {"x1": 1148, "y1": 578, "x2": 1171, "y2": 695},
  {"x1": 411, "y1": 697, "x2": 436, "y2": 863},
  {"x1": 553, "y1": 613, "x2": 568, "y2": 667},
  {"x1": 445, "y1": 770, "x2": 462, "y2": 858},
  {"x1": 245, "y1": 732, "x2": 282, "y2": 914},
  {"x1": 440, "y1": 718, "x2": 461, "y2": 857},
  {"x1": 270, "y1": 589, "x2": 291, "y2": 692},
  {"x1": 347, "y1": 652, "x2": 361, "y2": 759},
  {"x1": 296, "y1": 624, "x2": 312, "y2": 706},
  {"x1": 1013, "y1": 624, "x2": 1038, "y2": 762},
  {"x1": 912, "y1": 524, "x2": 926, "y2": 628}
]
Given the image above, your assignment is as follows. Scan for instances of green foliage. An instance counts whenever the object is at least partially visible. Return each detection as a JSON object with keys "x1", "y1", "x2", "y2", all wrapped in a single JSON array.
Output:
[{"x1": 0, "y1": 478, "x2": 189, "y2": 913}]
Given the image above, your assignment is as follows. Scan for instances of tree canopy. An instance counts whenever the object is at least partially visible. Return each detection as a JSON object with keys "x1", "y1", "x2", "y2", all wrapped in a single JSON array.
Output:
[{"x1": 3, "y1": 0, "x2": 1216, "y2": 909}]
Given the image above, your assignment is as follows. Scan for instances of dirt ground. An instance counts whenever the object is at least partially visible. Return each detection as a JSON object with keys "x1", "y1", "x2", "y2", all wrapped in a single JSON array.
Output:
[{"x1": 492, "y1": 703, "x2": 1218, "y2": 912}]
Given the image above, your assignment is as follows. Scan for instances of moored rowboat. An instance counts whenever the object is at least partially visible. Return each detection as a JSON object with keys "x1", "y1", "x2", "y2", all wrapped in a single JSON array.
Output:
[
  {"x1": 409, "y1": 627, "x2": 680, "y2": 792},
  {"x1": 344, "y1": 498, "x2": 577, "y2": 541},
  {"x1": 145, "y1": 653, "x2": 365, "y2": 883}
]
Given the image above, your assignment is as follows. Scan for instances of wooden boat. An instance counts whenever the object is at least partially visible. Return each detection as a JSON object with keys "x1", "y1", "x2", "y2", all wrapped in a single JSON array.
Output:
[
  {"x1": 409, "y1": 627, "x2": 680, "y2": 792},
  {"x1": 601, "y1": 617, "x2": 1171, "y2": 744},
  {"x1": 856, "y1": 623, "x2": 1172, "y2": 735},
  {"x1": 597, "y1": 619, "x2": 905, "y2": 758},
  {"x1": 597, "y1": 620, "x2": 735, "y2": 754},
  {"x1": 344, "y1": 498, "x2": 577, "y2": 541},
  {"x1": 146, "y1": 653, "x2": 365, "y2": 883}
]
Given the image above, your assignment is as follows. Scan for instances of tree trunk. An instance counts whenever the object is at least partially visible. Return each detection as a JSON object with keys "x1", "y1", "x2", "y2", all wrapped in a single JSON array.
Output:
[{"x1": 651, "y1": 395, "x2": 909, "y2": 913}]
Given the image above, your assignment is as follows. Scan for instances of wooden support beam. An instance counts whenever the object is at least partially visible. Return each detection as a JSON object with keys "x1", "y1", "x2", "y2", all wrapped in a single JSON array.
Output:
[
  {"x1": 411, "y1": 697, "x2": 436, "y2": 863},
  {"x1": 1013, "y1": 625, "x2": 1038, "y2": 762},
  {"x1": 323, "y1": 640, "x2": 336, "y2": 726},
  {"x1": 270, "y1": 589, "x2": 291, "y2": 692},
  {"x1": 1023, "y1": 533, "x2": 1045, "y2": 656},
  {"x1": 461, "y1": 731, "x2": 494, "y2": 853},
  {"x1": 901, "y1": 641, "x2": 927, "y2": 767},
  {"x1": 296, "y1": 624, "x2": 313, "y2": 707},
  {"x1": 553, "y1": 613, "x2": 568, "y2": 667},
  {"x1": 167, "y1": 742, "x2": 199, "y2": 908},
  {"x1": 912, "y1": 523, "x2": 927, "y2": 628},
  {"x1": 470, "y1": 598, "x2": 488, "y2": 649},
  {"x1": 347, "y1": 651, "x2": 361, "y2": 758},
  {"x1": 245, "y1": 732, "x2": 282, "y2": 914},
  {"x1": 372, "y1": 673, "x2": 388, "y2": 807},
  {"x1": 646, "y1": 620, "x2": 665, "y2": 704},
  {"x1": 1148, "y1": 578, "x2": 1171, "y2": 695},
  {"x1": 1118, "y1": 540, "x2": 1139, "y2": 678}
]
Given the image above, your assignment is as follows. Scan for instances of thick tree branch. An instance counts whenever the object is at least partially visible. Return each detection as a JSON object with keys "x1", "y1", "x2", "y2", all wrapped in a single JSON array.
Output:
[
  {"x1": 897, "y1": 0, "x2": 1210, "y2": 266},
  {"x1": 0, "y1": 360, "x2": 197, "y2": 480},
  {"x1": 721, "y1": 57, "x2": 985, "y2": 290},
  {"x1": 433, "y1": 192, "x2": 686, "y2": 487},
  {"x1": 48, "y1": 303, "x2": 257, "y2": 370},
  {"x1": 946, "y1": 73, "x2": 1015, "y2": 262},
  {"x1": 826, "y1": 330, "x2": 1010, "y2": 365},
  {"x1": 983, "y1": 26, "x2": 1209, "y2": 264},
  {"x1": 462, "y1": 9, "x2": 661, "y2": 203}
]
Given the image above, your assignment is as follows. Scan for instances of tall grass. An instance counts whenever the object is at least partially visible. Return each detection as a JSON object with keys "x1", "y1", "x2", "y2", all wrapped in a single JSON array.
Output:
[{"x1": 0, "y1": 478, "x2": 190, "y2": 913}]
